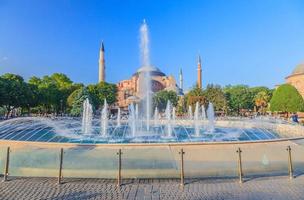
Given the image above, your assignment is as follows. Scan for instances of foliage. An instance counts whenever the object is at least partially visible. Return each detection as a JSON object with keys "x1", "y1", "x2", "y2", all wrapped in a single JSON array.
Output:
[
  {"x1": 223, "y1": 85, "x2": 254, "y2": 114},
  {"x1": 270, "y1": 84, "x2": 304, "y2": 114},
  {"x1": 153, "y1": 90, "x2": 179, "y2": 112},
  {"x1": 70, "y1": 88, "x2": 91, "y2": 116},
  {"x1": 203, "y1": 84, "x2": 227, "y2": 112},
  {"x1": 0, "y1": 73, "x2": 33, "y2": 118},
  {"x1": 68, "y1": 82, "x2": 117, "y2": 115},
  {"x1": 185, "y1": 86, "x2": 206, "y2": 108}
]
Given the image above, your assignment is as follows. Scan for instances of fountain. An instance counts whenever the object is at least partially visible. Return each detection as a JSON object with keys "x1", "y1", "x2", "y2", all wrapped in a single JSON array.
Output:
[
  {"x1": 81, "y1": 98, "x2": 93, "y2": 135},
  {"x1": 139, "y1": 19, "x2": 152, "y2": 131},
  {"x1": 0, "y1": 20, "x2": 293, "y2": 145},
  {"x1": 207, "y1": 102, "x2": 215, "y2": 132},
  {"x1": 201, "y1": 105, "x2": 206, "y2": 121},
  {"x1": 172, "y1": 107, "x2": 176, "y2": 124},
  {"x1": 129, "y1": 103, "x2": 136, "y2": 137},
  {"x1": 194, "y1": 102, "x2": 200, "y2": 137},
  {"x1": 117, "y1": 107, "x2": 121, "y2": 127},
  {"x1": 188, "y1": 105, "x2": 193, "y2": 120},
  {"x1": 154, "y1": 107, "x2": 159, "y2": 126},
  {"x1": 165, "y1": 100, "x2": 173, "y2": 138},
  {"x1": 101, "y1": 99, "x2": 108, "y2": 137}
]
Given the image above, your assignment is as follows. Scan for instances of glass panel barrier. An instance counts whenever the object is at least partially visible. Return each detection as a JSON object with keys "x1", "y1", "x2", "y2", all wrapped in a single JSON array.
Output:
[
  {"x1": 0, "y1": 138, "x2": 303, "y2": 179},
  {"x1": 63, "y1": 146, "x2": 117, "y2": 178},
  {"x1": 172, "y1": 145, "x2": 238, "y2": 178},
  {"x1": 122, "y1": 146, "x2": 178, "y2": 178},
  {"x1": 0, "y1": 146, "x2": 6, "y2": 176},
  {"x1": 9, "y1": 146, "x2": 59, "y2": 177}
]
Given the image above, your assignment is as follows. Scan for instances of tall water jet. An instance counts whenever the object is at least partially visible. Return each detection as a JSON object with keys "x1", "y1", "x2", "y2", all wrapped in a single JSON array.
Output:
[
  {"x1": 194, "y1": 102, "x2": 200, "y2": 137},
  {"x1": 207, "y1": 102, "x2": 215, "y2": 132},
  {"x1": 139, "y1": 19, "x2": 152, "y2": 131},
  {"x1": 100, "y1": 99, "x2": 108, "y2": 137},
  {"x1": 154, "y1": 107, "x2": 159, "y2": 126},
  {"x1": 117, "y1": 107, "x2": 121, "y2": 127},
  {"x1": 165, "y1": 100, "x2": 173, "y2": 137},
  {"x1": 188, "y1": 105, "x2": 193, "y2": 120},
  {"x1": 172, "y1": 107, "x2": 176, "y2": 124},
  {"x1": 81, "y1": 98, "x2": 93, "y2": 134},
  {"x1": 129, "y1": 103, "x2": 136, "y2": 137},
  {"x1": 201, "y1": 105, "x2": 206, "y2": 120}
]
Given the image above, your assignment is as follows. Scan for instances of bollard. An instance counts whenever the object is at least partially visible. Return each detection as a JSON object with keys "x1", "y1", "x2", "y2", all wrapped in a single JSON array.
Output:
[
  {"x1": 236, "y1": 147, "x2": 243, "y2": 183},
  {"x1": 286, "y1": 146, "x2": 293, "y2": 179},
  {"x1": 179, "y1": 148, "x2": 185, "y2": 187},
  {"x1": 3, "y1": 147, "x2": 10, "y2": 182},
  {"x1": 117, "y1": 149, "x2": 122, "y2": 187},
  {"x1": 58, "y1": 148, "x2": 64, "y2": 184}
]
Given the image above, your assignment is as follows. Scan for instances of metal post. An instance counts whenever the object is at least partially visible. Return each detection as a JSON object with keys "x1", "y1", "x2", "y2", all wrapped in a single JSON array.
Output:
[
  {"x1": 287, "y1": 146, "x2": 293, "y2": 179},
  {"x1": 179, "y1": 148, "x2": 185, "y2": 187},
  {"x1": 236, "y1": 147, "x2": 243, "y2": 183},
  {"x1": 3, "y1": 147, "x2": 10, "y2": 182},
  {"x1": 117, "y1": 149, "x2": 122, "y2": 187},
  {"x1": 58, "y1": 148, "x2": 64, "y2": 184}
]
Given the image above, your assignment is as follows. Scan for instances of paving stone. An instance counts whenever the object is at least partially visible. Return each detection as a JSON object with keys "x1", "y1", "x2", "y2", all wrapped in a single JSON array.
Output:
[{"x1": 0, "y1": 176, "x2": 304, "y2": 200}]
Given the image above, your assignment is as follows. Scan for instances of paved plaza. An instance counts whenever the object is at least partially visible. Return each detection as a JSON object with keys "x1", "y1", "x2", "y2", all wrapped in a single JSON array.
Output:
[{"x1": 1, "y1": 175, "x2": 304, "y2": 200}]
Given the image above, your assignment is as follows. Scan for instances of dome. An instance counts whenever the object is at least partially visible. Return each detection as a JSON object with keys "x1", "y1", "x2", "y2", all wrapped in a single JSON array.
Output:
[
  {"x1": 291, "y1": 63, "x2": 304, "y2": 75},
  {"x1": 133, "y1": 66, "x2": 166, "y2": 77}
]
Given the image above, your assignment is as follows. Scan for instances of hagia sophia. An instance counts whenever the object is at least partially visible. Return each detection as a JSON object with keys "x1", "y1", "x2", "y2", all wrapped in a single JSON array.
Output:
[
  {"x1": 98, "y1": 41, "x2": 304, "y2": 111},
  {"x1": 98, "y1": 42, "x2": 202, "y2": 110},
  {"x1": 285, "y1": 63, "x2": 304, "y2": 98}
]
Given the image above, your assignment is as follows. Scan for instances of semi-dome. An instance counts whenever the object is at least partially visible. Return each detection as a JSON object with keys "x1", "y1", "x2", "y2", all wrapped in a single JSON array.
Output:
[
  {"x1": 133, "y1": 66, "x2": 166, "y2": 77},
  {"x1": 291, "y1": 63, "x2": 304, "y2": 75}
]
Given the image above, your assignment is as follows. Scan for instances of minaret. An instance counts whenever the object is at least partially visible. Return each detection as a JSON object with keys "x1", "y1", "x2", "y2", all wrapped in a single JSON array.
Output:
[
  {"x1": 197, "y1": 55, "x2": 202, "y2": 89},
  {"x1": 179, "y1": 68, "x2": 183, "y2": 91},
  {"x1": 98, "y1": 41, "x2": 105, "y2": 83}
]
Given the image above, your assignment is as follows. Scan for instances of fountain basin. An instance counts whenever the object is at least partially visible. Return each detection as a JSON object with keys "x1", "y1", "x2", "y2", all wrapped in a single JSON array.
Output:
[{"x1": 0, "y1": 117, "x2": 302, "y2": 144}]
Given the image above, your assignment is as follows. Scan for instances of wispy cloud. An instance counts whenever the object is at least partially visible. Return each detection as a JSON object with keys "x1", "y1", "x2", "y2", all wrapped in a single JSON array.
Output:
[{"x1": 0, "y1": 57, "x2": 8, "y2": 62}]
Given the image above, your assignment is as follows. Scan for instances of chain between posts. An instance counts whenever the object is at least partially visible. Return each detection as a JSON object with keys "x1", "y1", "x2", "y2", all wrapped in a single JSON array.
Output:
[
  {"x1": 179, "y1": 148, "x2": 185, "y2": 188},
  {"x1": 236, "y1": 147, "x2": 243, "y2": 184},
  {"x1": 117, "y1": 149, "x2": 122, "y2": 187},
  {"x1": 286, "y1": 146, "x2": 293, "y2": 179},
  {"x1": 3, "y1": 147, "x2": 10, "y2": 182}
]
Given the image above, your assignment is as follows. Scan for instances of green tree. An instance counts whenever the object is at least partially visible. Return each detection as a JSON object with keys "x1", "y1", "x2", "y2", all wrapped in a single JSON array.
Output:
[
  {"x1": 185, "y1": 86, "x2": 206, "y2": 108},
  {"x1": 270, "y1": 84, "x2": 304, "y2": 116},
  {"x1": 86, "y1": 82, "x2": 117, "y2": 110},
  {"x1": 68, "y1": 82, "x2": 117, "y2": 114},
  {"x1": 204, "y1": 84, "x2": 227, "y2": 112},
  {"x1": 0, "y1": 73, "x2": 29, "y2": 118},
  {"x1": 254, "y1": 91, "x2": 271, "y2": 114},
  {"x1": 68, "y1": 88, "x2": 92, "y2": 116},
  {"x1": 153, "y1": 90, "x2": 179, "y2": 112},
  {"x1": 223, "y1": 85, "x2": 254, "y2": 115}
]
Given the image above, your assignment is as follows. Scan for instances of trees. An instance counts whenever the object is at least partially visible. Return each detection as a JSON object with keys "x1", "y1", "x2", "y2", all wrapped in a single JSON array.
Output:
[
  {"x1": 185, "y1": 86, "x2": 206, "y2": 108},
  {"x1": 87, "y1": 82, "x2": 118, "y2": 110},
  {"x1": 67, "y1": 82, "x2": 118, "y2": 116},
  {"x1": 254, "y1": 91, "x2": 271, "y2": 114},
  {"x1": 29, "y1": 73, "x2": 78, "y2": 114},
  {"x1": 153, "y1": 90, "x2": 178, "y2": 112},
  {"x1": 270, "y1": 84, "x2": 304, "y2": 116},
  {"x1": 223, "y1": 85, "x2": 254, "y2": 115},
  {"x1": 203, "y1": 84, "x2": 227, "y2": 112},
  {"x1": 0, "y1": 73, "x2": 31, "y2": 118}
]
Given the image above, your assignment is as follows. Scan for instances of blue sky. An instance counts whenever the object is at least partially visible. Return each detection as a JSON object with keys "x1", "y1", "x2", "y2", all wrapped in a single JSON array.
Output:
[{"x1": 0, "y1": 0, "x2": 304, "y2": 90}]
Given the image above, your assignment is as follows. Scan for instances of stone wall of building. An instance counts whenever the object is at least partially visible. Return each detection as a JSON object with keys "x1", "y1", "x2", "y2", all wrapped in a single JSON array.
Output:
[{"x1": 286, "y1": 73, "x2": 304, "y2": 97}]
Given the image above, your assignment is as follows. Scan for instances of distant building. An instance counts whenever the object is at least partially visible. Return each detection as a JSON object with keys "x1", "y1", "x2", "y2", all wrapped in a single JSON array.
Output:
[
  {"x1": 285, "y1": 63, "x2": 304, "y2": 97},
  {"x1": 116, "y1": 66, "x2": 181, "y2": 110}
]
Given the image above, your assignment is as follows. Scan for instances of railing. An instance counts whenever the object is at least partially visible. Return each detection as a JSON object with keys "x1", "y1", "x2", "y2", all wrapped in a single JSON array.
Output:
[{"x1": 1, "y1": 138, "x2": 304, "y2": 187}]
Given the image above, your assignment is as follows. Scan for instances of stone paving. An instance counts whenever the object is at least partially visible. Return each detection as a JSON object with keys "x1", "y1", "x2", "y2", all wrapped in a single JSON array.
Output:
[{"x1": 1, "y1": 175, "x2": 304, "y2": 200}]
